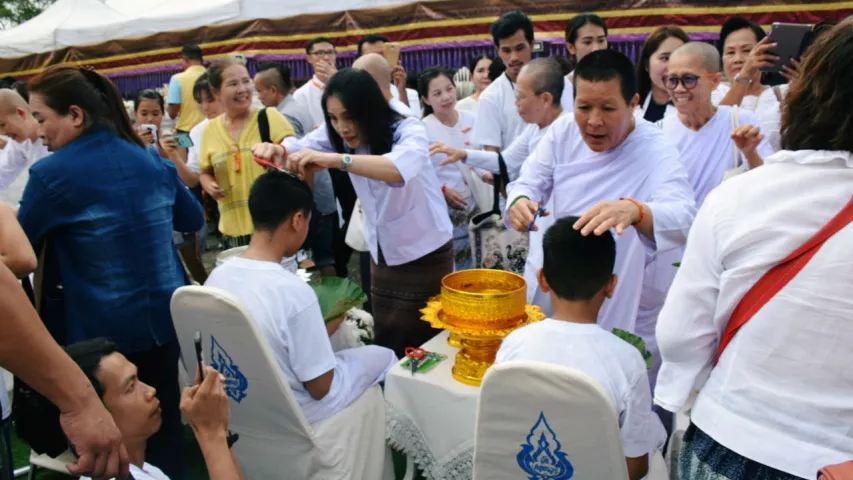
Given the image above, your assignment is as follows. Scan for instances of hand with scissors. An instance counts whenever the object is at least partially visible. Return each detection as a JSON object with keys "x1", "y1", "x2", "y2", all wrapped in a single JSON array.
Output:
[{"x1": 509, "y1": 197, "x2": 550, "y2": 232}]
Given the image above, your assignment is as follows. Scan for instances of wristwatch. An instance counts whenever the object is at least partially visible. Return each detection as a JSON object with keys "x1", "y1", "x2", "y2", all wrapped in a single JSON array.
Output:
[
  {"x1": 734, "y1": 73, "x2": 752, "y2": 86},
  {"x1": 340, "y1": 154, "x2": 353, "y2": 172}
]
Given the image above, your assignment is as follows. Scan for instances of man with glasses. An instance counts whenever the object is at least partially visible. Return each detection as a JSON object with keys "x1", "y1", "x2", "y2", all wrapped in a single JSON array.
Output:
[{"x1": 293, "y1": 37, "x2": 338, "y2": 130}]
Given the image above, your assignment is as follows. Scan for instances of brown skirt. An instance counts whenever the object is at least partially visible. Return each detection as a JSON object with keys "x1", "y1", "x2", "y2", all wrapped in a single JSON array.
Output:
[{"x1": 371, "y1": 241, "x2": 453, "y2": 358}]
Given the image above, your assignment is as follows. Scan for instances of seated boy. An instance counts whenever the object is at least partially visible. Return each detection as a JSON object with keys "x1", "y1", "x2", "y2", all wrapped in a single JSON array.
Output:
[
  {"x1": 496, "y1": 216, "x2": 665, "y2": 480},
  {"x1": 205, "y1": 170, "x2": 397, "y2": 424},
  {"x1": 42, "y1": 338, "x2": 243, "y2": 480}
]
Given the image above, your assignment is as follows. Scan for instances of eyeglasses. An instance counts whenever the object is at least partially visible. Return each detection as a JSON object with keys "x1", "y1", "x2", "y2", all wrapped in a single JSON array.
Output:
[
  {"x1": 663, "y1": 73, "x2": 716, "y2": 90},
  {"x1": 310, "y1": 49, "x2": 336, "y2": 57}
]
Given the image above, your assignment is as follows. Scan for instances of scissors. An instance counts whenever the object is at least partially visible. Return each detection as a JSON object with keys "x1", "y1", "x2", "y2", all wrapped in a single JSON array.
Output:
[
  {"x1": 527, "y1": 207, "x2": 547, "y2": 232},
  {"x1": 405, "y1": 347, "x2": 426, "y2": 376},
  {"x1": 254, "y1": 156, "x2": 285, "y2": 171}
]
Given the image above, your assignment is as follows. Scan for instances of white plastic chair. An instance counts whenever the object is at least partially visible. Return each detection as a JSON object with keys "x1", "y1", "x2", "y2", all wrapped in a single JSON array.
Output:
[
  {"x1": 25, "y1": 450, "x2": 74, "y2": 479},
  {"x1": 473, "y1": 361, "x2": 667, "y2": 480},
  {"x1": 170, "y1": 286, "x2": 393, "y2": 480}
]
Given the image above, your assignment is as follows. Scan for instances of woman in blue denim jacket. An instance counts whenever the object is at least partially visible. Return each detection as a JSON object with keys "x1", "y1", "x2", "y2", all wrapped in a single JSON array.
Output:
[{"x1": 17, "y1": 66, "x2": 204, "y2": 480}]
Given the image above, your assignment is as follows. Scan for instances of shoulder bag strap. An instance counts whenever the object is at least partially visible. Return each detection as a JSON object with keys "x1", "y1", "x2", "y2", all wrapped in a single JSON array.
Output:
[
  {"x1": 772, "y1": 85, "x2": 783, "y2": 103},
  {"x1": 257, "y1": 108, "x2": 272, "y2": 144},
  {"x1": 490, "y1": 152, "x2": 511, "y2": 216},
  {"x1": 715, "y1": 195, "x2": 853, "y2": 365},
  {"x1": 730, "y1": 105, "x2": 742, "y2": 169}
]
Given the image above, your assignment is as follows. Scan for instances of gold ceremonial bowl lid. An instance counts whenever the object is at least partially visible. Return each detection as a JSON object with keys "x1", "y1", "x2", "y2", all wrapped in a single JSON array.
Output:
[{"x1": 440, "y1": 269, "x2": 527, "y2": 328}]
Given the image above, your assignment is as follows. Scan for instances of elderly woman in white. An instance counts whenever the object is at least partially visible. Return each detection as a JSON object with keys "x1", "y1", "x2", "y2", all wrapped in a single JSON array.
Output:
[
  {"x1": 655, "y1": 20, "x2": 853, "y2": 480},
  {"x1": 253, "y1": 68, "x2": 453, "y2": 358}
]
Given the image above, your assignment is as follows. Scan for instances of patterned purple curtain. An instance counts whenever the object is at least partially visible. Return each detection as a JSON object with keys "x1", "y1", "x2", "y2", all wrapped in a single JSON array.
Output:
[{"x1": 113, "y1": 38, "x2": 674, "y2": 97}]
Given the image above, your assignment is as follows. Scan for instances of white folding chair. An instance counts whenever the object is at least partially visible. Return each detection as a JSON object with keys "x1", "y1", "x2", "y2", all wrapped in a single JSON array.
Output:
[
  {"x1": 474, "y1": 361, "x2": 666, "y2": 480},
  {"x1": 170, "y1": 286, "x2": 393, "y2": 480}
]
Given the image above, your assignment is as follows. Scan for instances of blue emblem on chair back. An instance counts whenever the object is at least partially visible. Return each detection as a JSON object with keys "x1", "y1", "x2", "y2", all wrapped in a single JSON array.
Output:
[
  {"x1": 517, "y1": 411, "x2": 574, "y2": 479},
  {"x1": 210, "y1": 335, "x2": 249, "y2": 403}
]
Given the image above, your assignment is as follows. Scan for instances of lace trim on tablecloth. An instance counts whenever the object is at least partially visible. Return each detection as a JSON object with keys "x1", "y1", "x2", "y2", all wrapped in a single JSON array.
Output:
[{"x1": 386, "y1": 401, "x2": 474, "y2": 480}]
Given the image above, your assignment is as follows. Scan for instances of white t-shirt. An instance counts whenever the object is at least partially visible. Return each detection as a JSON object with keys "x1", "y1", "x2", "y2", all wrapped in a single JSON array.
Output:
[
  {"x1": 389, "y1": 98, "x2": 415, "y2": 118},
  {"x1": 455, "y1": 96, "x2": 479, "y2": 115},
  {"x1": 473, "y1": 73, "x2": 575, "y2": 150},
  {"x1": 206, "y1": 257, "x2": 395, "y2": 423},
  {"x1": 187, "y1": 118, "x2": 209, "y2": 174},
  {"x1": 390, "y1": 86, "x2": 423, "y2": 118},
  {"x1": 0, "y1": 137, "x2": 49, "y2": 207},
  {"x1": 660, "y1": 105, "x2": 773, "y2": 208},
  {"x1": 497, "y1": 319, "x2": 666, "y2": 458},
  {"x1": 293, "y1": 76, "x2": 326, "y2": 129},
  {"x1": 423, "y1": 111, "x2": 479, "y2": 212},
  {"x1": 82, "y1": 462, "x2": 169, "y2": 480}
]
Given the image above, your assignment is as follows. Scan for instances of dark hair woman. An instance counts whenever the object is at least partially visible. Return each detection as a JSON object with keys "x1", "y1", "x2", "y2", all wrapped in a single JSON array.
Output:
[
  {"x1": 564, "y1": 13, "x2": 609, "y2": 71},
  {"x1": 197, "y1": 56, "x2": 295, "y2": 248},
  {"x1": 19, "y1": 65, "x2": 205, "y2": 479},
  {"x1": 656, "y1": 19, "x2": 853, "y2": 480},
  {"x1": 456, "y1": 55, "x2": 494, "y2": 113},
  {"x1": 253, "y1": 68, "x2": 453, "y2": 357},
  {"x1": 419, "y1": 67, "x2": 484, "y2": 271},
  {"x1": 636, "y1": 26, "x2": 690, "y2": 122}
]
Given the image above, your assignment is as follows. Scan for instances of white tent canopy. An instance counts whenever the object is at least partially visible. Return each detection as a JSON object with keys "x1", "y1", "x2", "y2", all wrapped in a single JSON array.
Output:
[{"x1": 0, "y1": 0, "x2": 420, "y2": 59}]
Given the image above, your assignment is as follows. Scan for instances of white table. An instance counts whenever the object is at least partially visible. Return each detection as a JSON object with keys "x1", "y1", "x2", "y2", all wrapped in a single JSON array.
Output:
[{"x1": 385, "y1": 331, "x2": 480, "y2": 480}]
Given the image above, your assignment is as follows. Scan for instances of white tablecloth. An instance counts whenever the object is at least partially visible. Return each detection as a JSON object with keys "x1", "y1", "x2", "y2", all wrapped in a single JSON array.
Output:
[{"x1": 385, "y1": 331, "x2": 480, "y2": 480}]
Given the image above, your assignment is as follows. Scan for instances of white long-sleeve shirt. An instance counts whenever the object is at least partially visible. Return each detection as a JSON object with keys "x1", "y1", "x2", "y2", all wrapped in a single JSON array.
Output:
[
  {"x1": 506, "y1": 116, "x2": 696, "y2": 333},
  {"x1": 283, "y1": 117, "x2": 452, "y2": 266},
  {"x1": 655, "y1": 149, "x2": 853, "y2": 478},
  {"x1": 0, "y1": 137, "x2": 49, "y2": 207}
]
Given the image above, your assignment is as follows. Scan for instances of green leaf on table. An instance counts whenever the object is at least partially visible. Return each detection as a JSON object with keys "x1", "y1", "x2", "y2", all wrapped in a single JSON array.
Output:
[
  {"x1": 612, "y1": 328, "x2": 653, "y2": 369},
  {"x1": 309, "y1": 276, "x2": 368, "y2": 323}
]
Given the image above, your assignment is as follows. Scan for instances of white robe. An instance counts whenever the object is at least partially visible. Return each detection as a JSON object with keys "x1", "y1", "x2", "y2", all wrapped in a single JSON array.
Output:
[
  {"x1": 711, "y1": 82, "x2": 786, "y2": 153},
  {"x1": 506, "y1": 117, "x2": 696, "y2": 333},
  {"x1": 293, "y1": 75, "x2": 326, "y2": 130},
  {"x1": 423, "y1": 111, "x2": 480, "y2": 212}
]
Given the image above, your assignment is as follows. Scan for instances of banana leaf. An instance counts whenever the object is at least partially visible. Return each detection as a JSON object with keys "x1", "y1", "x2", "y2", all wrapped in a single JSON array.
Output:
[
  {"x1": 611, "y1": 328, "x2": 653, "y2": 369},
  {"x1": 309, "y1": 276, "x2": 368, "y2": 323}
]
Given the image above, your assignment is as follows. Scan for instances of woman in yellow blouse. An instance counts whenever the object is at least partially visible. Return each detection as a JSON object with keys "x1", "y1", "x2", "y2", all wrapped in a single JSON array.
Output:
[{"x1": 198, "y1": 57, "x2": 294, "y2": 246}]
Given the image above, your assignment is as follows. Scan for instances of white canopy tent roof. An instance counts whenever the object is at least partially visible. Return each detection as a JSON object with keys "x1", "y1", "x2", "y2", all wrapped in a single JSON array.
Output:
[{"x1": 0, "y1": 0, "x2": 420, "y2": 59}]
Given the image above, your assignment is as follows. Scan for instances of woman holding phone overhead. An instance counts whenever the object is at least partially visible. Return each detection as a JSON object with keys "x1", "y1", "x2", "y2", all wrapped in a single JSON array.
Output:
[
  {"x1": 197, "y1": 57, "x2": 294, "y2": 248},
  {"x1": 253, "y1": 68, "x2": 453, "y2": 357}
]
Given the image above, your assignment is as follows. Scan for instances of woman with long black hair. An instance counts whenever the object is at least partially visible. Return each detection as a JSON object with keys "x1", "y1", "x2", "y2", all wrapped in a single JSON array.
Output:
[{"x1": 254, "y1": 68, "x2": 453, "y2": 357}]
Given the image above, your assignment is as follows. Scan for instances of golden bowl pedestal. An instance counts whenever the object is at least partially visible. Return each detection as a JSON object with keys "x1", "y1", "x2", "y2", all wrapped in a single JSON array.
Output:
[{"x1": 421, "y1": 270, "x2": 545, "y2": 386}]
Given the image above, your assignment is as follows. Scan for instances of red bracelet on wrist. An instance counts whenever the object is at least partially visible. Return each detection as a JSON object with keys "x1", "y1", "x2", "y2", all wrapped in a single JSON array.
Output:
[{"x1": 621, "y1": 197, "x2": 646, "y2": 226}]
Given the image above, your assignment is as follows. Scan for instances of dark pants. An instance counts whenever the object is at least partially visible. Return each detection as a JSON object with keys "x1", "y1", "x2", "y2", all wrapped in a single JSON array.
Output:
[
  {"x1": 0, "y1": 418, "x2": 12, "y2": 480},
  {"x1": 329, "y1": 169, "x2": 357, "y2": 278},
  {"x1": 125, "y1": 342, "x2": 184, "y2": 480}
]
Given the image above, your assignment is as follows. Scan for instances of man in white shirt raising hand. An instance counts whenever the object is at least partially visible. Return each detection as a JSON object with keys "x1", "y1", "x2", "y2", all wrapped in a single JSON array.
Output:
[{"x1": 0, "y1": 89, "x2": 49, "y2": 206}]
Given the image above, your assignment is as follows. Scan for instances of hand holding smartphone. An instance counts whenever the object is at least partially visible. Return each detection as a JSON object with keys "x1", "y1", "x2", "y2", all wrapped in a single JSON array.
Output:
[
  {"x1": 761, "y1": 22, "x2": 813, "y2": 85},
  {"x1": 383, "y1": 42, "x2": 401, "y2": 66}
]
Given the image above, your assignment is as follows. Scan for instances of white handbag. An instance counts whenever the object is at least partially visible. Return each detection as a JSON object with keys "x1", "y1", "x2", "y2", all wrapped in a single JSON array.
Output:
[
  {"x1": 722, "y1": 106, "x2": 748, "y2": 181},
  {"x1": 456, "y1": 162, "x2": 494, "y2": 214},
  {"x1": 468, "y1": 153, "x2": 529, "y2": 274},
  {"x1": 345, "y1": 200, "x2": 369, "y2": 252}
]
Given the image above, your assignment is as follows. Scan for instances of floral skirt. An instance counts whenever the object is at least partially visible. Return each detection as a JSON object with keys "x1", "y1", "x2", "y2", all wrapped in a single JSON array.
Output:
[
  {"x1": 449, "y1": 207, "x2": 479, "y2": 271},
  {"x1": 678, "y1": 424, "x2": 806, "y2": 480}
]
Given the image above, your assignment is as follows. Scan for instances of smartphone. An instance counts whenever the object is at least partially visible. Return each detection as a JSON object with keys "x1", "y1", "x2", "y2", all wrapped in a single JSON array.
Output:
[
  {"x1": 171, "y1": 132, "x2": 194, "y2": 149},
  {"x1": 762, "y1": 23, "x2": 814, "y2": 75},
  {"x1": 140, "y1": 123, "x2": 158, "y2": 145},
  {"x1": 194, "y1": 331, "x2": 205, "y2": 381},
  {"x1": 383, "y1": 42, "x2": 401, "y2": 66}
]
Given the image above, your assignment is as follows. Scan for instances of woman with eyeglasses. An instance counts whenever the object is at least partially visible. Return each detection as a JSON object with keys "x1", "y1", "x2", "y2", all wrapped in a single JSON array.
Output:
[
  {"x1": 197, "y1": 57, "x2": 295, "y2": 248},
  {"x1": 253, "y1": 68, "x2": 453, "y2": 358},
  {"x1": 636, "y1": 41, "x2": 773, "y2": 421},
  {"x1": 636, "y1": 26, "x2": 690, "y2": 122}
]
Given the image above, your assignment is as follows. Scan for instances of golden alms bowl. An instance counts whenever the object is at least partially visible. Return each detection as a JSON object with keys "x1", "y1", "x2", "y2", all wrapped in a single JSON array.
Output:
[
  {"x1": 422, "y1": 270, "x2": 544, "y2": 386},
  {"x1": 440, "y1": 270, "x2": 527, "y2": 329}
]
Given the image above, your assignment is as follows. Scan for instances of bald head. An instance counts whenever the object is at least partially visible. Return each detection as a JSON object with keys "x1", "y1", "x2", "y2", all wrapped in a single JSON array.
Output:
[
  {"x1": 519, "y1": 58, "x2": 564, "y2": 106},
  {"x1": 352, "y1": 53, "x2": 391, "y2": 96},
  {"x1": 671, "y1": 42, "x2": 721, "y2": 74},
  {"x1": 0, "y1": 89, "x2": 29, "y2": 115}
]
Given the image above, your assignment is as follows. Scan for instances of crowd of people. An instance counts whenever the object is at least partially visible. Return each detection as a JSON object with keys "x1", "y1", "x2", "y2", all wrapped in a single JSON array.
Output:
[{"x1": 0, "y1": 7, "x2": 850, "y2": 480}]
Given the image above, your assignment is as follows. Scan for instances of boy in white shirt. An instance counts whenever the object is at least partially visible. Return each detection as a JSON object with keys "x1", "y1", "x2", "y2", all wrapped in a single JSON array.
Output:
[
  {"x1": 496, "y1": 216, "x2": 665, "y2": 480},
  {"x1": 205, "y1": 170, "x2": 397, "y2": 423}
]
